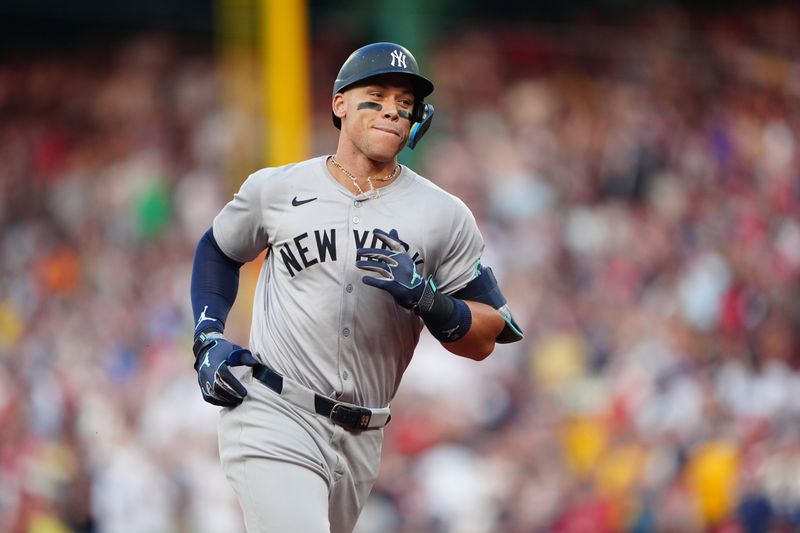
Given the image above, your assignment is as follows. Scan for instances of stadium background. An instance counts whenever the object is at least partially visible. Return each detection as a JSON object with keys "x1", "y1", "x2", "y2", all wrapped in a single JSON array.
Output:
[{"x1": 1, "y1": 0, "x2": 799, "y2": 531}]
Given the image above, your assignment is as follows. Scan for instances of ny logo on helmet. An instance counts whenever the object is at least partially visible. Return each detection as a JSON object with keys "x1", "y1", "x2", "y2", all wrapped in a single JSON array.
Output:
[{"x1": 390, "y1": 50, "x2": 407, "y2": 68}]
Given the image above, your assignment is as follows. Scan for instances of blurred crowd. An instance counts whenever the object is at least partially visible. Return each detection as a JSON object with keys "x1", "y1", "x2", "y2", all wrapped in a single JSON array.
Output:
[{"x1": 2, "y1": 4, "x2": 800, "y2": 533}]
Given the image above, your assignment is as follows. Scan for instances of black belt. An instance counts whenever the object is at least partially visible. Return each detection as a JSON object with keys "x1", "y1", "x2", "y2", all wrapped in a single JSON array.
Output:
[{"x1": 252, "y1": 364, "x2": 390, "y2": 431}]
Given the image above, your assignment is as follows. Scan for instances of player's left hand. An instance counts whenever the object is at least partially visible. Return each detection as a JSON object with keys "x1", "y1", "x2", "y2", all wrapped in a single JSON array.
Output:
[
  {"x1": 193, "y1": 330, "x2": 258, "y2": 407},
  {"x1": 356, "y1": 228, "x2": 426, "y2": 309}
]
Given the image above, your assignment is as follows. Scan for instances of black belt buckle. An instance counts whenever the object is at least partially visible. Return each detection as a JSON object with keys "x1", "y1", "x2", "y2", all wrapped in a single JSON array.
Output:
[{"x1": 329, "y1": 403, "x2": 372, "y2": 430}]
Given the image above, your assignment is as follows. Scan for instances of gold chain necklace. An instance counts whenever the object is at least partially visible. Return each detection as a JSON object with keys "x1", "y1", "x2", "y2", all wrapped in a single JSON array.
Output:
[{"x1": 330, "y1": 156, "x2": 399, "y2": 199}]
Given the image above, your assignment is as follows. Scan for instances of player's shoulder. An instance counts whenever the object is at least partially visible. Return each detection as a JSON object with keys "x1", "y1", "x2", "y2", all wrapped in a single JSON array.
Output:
[
  {"x1": 238, "y1": 156, "x2": 323, "y2": 197},
  {"x1": 403, "y1": 167, "x2": 473, "y2": 214},
  {"x1": 247, "y1": 156, "x2": 322, "y2": 184}
]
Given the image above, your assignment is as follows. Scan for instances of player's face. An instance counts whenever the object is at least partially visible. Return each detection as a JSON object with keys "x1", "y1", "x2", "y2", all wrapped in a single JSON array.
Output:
[{"x1": 335, "y1": 75, "x2": 415, "y2": 162}]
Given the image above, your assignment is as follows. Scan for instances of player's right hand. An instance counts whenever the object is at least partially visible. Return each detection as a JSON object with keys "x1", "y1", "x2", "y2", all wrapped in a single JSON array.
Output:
[{"x1": 193, "y1": 329, "x2": 258, "y2": 407}]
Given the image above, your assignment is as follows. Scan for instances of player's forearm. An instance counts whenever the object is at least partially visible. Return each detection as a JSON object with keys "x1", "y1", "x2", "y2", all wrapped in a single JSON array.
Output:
[
  {"x1": 440, "y1": 300, "x2": 504, "y2": 361},
  {"x1": 191, "y1": 227, "x2": 244, "y2": 333}
]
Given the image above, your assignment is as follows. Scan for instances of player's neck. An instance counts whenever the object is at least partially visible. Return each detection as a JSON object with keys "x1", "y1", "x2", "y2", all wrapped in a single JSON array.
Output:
[
  {"x1": 332, "y1": 151, "x2": 397, "y2": 180},
  {"x1": 328, "y1": 152, "x2": 400, "y2": 196}
]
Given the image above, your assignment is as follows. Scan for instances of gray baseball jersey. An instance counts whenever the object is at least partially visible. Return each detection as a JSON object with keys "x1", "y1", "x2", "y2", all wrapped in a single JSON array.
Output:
[{"x1": 212, "y1": 155, "x2": 483, "y2": 409}]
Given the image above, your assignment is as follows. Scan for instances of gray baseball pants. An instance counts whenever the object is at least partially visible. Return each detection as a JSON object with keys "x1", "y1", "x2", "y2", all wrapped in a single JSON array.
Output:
[{"x1": 217, "y1": 370, "x2": 384, "y2": 533}]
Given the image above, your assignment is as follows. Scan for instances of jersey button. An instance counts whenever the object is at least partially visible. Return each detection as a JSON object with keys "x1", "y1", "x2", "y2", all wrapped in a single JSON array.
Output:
[
  {"x1": 352, "y1": 216, "x2": 360, "y2": 224},
  {"x1": 354, "y1": 200, "x2": 361, "y2": 208},
  {"x1": 342, "y1": 327, "x2": 351, "y2": 337},
  {"x1": 345, "y1": 284, "x2": 353, "y2": 293},
  {"x1": 342, "y1": 370, "x2": 349, "y2": 380}
]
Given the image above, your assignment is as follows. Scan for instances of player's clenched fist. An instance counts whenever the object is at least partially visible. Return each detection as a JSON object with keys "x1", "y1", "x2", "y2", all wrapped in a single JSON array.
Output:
[{"x1": 193, "y1": 329, "x2": 258, "y2": 407}]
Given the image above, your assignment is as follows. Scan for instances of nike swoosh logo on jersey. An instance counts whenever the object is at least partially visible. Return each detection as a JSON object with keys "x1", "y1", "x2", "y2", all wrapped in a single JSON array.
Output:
[{"x1": 292, "y1": 196, "x2": 317, "y2": 206}]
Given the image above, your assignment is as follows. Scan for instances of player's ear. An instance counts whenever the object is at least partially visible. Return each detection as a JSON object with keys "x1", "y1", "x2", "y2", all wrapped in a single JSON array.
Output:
[{"x1": 332, "y1": 93, "x2": 346, "y2": 122}]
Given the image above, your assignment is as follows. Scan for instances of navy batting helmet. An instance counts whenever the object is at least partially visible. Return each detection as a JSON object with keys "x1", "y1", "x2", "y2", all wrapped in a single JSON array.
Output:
[{"x1": 331, "y1": 42, "x2": 434, "y2": 130}]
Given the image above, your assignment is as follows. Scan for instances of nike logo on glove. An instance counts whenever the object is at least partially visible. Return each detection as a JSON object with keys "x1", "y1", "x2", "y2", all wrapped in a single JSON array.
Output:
[{"x1": 292, "y1": 196, "x2": 317, "y2": 206}]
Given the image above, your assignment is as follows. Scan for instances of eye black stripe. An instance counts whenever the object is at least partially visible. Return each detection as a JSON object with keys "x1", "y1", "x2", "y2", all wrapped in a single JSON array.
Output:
[{"x1": 357, "y1": 101, "x2": 382, "y2": 111}]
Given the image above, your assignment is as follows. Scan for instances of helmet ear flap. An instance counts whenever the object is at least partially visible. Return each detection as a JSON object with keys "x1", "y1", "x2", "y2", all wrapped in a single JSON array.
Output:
[
  {"x1": 408, "y1": 104, "x2": 434, "y2": 150},
  {"x1": 412, "y1": 100, "x2": 425, "y2": 123}
]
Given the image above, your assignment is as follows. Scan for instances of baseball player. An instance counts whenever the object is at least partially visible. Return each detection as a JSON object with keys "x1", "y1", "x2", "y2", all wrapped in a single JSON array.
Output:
[{"x1": 190, "y1": 42, "x2": 523, "y2": 533}]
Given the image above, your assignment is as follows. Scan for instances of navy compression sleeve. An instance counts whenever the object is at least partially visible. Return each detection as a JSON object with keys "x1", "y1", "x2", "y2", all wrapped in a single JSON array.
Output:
[{"x1": 190, "y1": 228, "x2": 243, "y2": 333}]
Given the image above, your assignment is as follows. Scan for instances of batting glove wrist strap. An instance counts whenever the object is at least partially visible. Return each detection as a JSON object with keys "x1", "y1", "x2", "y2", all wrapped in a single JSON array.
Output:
[
  {"x1": 415, "y1": 278, "x2": 471, "y2": 343},
  {"x1": 413, "y1": 277, "x2": 451, "y2": 321},
  {"x1": 193, "y1": 328, "x2": 224, "y2": 360},
  {"x1": 425, "y1": 295, "x2": 472, "y2": 343}
]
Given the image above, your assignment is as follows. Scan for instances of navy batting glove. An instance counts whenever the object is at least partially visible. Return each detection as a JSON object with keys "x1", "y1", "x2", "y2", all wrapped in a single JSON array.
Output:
[
  {"x1": 193, "y1": 329, "x2": 258, "y2": 407},
  {"x1": 356, "y1": 228, "x2": 426, "y2": 309}
]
